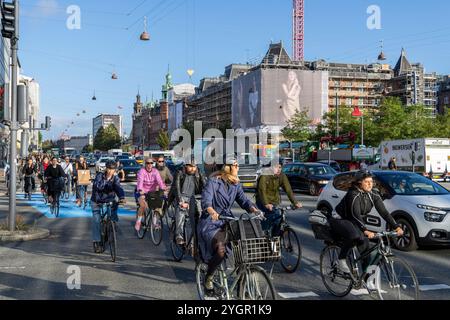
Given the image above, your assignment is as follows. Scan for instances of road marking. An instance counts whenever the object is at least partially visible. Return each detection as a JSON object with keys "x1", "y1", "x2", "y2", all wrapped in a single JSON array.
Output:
[
  {"x1": 419, "y1": 284, "x2": 450, "y2": 292},
  {"x1": 351, "y1": 289, "x2": 370, "y2": 296},
  {"x1": 0, "y1": 266, "x2": 26, "y2": 270},
  {"x1": 278, "y1": 292, "x2": 319, "y2": 299}
]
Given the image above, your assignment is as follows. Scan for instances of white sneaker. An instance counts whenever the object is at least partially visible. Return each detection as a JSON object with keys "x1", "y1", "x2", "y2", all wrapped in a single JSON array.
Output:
[{"x1": 338, "y1": 259, "x2": 351, "y2": 274}]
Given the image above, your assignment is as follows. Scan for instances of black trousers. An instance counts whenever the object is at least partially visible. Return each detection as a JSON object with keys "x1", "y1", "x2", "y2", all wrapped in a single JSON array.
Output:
[{"x1": 330, "y1": 218, "x2": 370, "y2": 260}]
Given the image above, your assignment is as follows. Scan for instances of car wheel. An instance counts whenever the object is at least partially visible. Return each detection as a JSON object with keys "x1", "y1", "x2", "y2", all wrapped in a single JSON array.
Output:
[
  {"x1": 309, "y1": 182, "x2": 319, "y2": 196},
  {"x1": 394, "y1": 218, "x2": 418, "y2": 252}
]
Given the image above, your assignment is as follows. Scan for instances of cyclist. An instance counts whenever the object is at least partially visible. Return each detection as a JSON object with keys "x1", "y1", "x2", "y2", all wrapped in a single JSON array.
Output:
[
  {"x1": 61, "y1": 156, "x2": 74, "y2": 197},
  {"x1": 44, "y1": 157, "x2": 66, "y2": 204},
  {"x1": 156, "y1": 156, "x2": 173, "y2": 186},
  {"x1": 135, "y1": 157, "x2": 167, "y2": 231},
  {"x1": 91, "y1": 160, "x2": 126, "y2": 253},
  {"x1": 22, "y1": 157, "x2": 38, "y2": 198},
  {"x1": 332, "y1": 170, "x2": 404, "y2": 274},
  {"x1": 74, "y1": 156, "x2": 89, "y2": 206},
  {"x1": 256, "y1": 162, "x2": 302, "y2": 236},
  {"x1": 198, "y1": 155, "x2": 261, "y2": 291},
  {"x1": 38, "y1": 156, "x2": 50, "y2": 199},
  {"x1": 173, "y1": 158, "x2": 206, "y2": 245}
]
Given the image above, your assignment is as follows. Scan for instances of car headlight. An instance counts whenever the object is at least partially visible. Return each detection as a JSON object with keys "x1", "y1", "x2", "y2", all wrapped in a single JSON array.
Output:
[
  {"x1": 424, "y1": 212, "x2": 447, "y2": 223},
  {"x1": 318, "y1": 180, "x2": 330, "y2": 185},
  {"x1": 417, "y1": 204, "x2": 441, "y2": 212}
]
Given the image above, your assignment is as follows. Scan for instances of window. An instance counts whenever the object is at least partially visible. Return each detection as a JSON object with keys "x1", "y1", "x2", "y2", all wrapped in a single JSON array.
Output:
[
  {"x1": 346, "y1": 98, "x2": 352, "y2": 106},
  {"x1": 359, "y1": 98, "x2": 364, "y2": 106}
]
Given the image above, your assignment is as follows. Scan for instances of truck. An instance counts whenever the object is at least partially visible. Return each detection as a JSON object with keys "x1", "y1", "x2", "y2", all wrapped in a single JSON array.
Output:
[
  {"x1": 193, "y1": 138, "x2": 261, "y2": 189},
  {"x1": 108, "y1": 149, "x2": 123, "y2": 157},
  {"x1": 370, "y1": 138, "x2": 450, "y2": 181}
]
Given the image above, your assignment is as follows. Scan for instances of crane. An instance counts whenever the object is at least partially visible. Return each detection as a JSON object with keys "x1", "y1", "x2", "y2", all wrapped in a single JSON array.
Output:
[{"x1": 293, "y1": 0, "x2": 304, "y2": 61}]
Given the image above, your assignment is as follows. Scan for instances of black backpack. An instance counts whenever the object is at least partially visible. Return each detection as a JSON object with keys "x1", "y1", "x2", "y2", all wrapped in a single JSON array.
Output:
[{"x1": 229, "y1": 214, "x2": 264, "y2": 241}]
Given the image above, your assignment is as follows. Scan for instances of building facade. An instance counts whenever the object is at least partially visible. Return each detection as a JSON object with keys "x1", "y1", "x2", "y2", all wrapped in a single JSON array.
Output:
[
  {"x1": 438, "y1": 75, "x2": 450, "y2": 115},
  {"x1": 0, "y1": 36, "x2": 11, "y2": 160},
  {"x1": 93, "y1": 114, "x2": 122, "y2": 139},
  {"x1": 167, "y1": 83, "x2": 195, "y2": 137}
]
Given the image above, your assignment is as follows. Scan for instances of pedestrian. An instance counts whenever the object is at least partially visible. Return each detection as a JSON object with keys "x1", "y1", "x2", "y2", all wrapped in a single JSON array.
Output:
[{"x1": 388, "y1": 157, "x2": 398, "y2": 171}]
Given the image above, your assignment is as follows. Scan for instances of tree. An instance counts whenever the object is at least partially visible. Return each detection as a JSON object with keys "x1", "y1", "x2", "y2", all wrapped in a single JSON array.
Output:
[
  {"x1": 281, "y1": 110, "x2": 313, "y2": 142},
  {"x1": 38, "y1": 132, "x2": 43, "y2": 146},
  {"x1": 94, "y1": 125, "x2": 121, "y2": 151},
  {"x1": 42, "y1": 140, "x2": 55, "y2": 152},
  {"x1": 82, "y1": 145, "x2": 94, "y2": 153},
  {"x1": 157, "y1": 130, "x2": 170, "y2": 150}
]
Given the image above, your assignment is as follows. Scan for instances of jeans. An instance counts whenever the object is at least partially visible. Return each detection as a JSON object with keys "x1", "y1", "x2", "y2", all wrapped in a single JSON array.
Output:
[
  {"x1": 91, "y1": 201, "x2": 119, "y2": 242},
  {"x1": 77, "y1": 185, "x2": 87, "y2": 201},
  {"x1": 175, "y1": 196, "x2": 200, "y2": 239},
  {"x1": 256, "y1": 200, "x2": 282, "y2": 237}
]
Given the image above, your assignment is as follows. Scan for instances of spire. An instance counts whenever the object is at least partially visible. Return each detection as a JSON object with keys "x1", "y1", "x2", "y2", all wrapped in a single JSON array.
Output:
[{"x1": 394, "y1": 48, "x2": 412, "y2": 77}]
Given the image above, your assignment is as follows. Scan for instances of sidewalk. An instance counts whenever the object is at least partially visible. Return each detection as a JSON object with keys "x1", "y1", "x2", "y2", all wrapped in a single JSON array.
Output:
[{"x1": 0, "y1": 177, "x2": 50, "y2": 242}]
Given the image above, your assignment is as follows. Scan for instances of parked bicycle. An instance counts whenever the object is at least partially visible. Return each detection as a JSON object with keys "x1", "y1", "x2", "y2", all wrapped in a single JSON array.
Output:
[
  {"x1": 320, "y1": 231, "x2": 420, "y2": 300},
  {"x1": 97, "y1": 201, "x2": 119, "y2": 262},
  {"x1": 268, "y1": 206, "x2": 302, "y2": 273},
  {"x1": 196, "y1": 215, "x2": 280, "y2": 301}
]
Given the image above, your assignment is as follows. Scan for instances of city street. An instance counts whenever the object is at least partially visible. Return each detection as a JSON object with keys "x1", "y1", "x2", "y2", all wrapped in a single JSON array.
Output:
[{"x1": 0, "y1": 180, "x2": 449, "y2": 300}]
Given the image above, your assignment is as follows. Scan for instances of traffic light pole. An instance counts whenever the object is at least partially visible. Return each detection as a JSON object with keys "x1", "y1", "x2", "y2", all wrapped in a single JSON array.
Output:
[{"x1": 8, "y1": 0, "x2": 19, "y2": 232}]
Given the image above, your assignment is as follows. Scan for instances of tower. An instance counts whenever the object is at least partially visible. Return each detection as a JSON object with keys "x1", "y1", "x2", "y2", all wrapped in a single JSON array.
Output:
[{"x1": 293, "y1": 0, "x2": 304, "y2": 61}]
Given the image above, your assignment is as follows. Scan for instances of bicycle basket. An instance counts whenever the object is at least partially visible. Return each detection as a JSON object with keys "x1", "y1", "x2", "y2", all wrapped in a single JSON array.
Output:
[
  {"x1": 146, "y1": 192, "x2": 163, "y2": 209},
  {"x1": 231, "y1": 237, "x2": 281, "y2": 265}
]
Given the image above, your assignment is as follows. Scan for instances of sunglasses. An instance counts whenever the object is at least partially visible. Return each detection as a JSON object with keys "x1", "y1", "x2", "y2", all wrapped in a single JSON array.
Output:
[
  {"x1": 158, "y1": 161, "x2": 165, "y2": 163},
  {"x1": 146, "y1": 162, "x2": 154, "y2": 165}
]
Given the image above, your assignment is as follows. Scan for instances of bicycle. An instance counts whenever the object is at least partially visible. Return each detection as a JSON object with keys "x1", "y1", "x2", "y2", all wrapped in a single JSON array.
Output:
[
  {"x1": 135, "y1": 191, "x2": 165, "y2": 246},
  {"x1": 196, "y1": 215, "x2": 280, "y2": 301},
  {"x1": 62, "y1": 176, "x2": 72, "y2": 200},
  {"x1": 98, "y1": 201, "x2": 119, "y2": 262},
  {"x1": 267, "y1": 206, "x2": 302, "y2": 273},
  {"x1": 78, "y1": 185, "x2": 89, "y2": 210},
  {"x1": 49, "y1": 191, "x2": 61, "y2": 217},
  {"x1": 319, "y1": 231, "x2": 420, "y2": 300}
]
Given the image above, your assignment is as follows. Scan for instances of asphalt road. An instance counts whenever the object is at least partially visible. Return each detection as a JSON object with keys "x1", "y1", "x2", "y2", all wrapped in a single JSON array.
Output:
[{"x1": 0, "y1": 178, "x2": 449, "y2": 300}]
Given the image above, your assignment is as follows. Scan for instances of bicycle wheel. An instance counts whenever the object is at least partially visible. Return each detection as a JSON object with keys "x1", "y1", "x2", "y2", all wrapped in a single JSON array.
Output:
[
  {"x1": 195, "y1": 262, "x2": 209, "y2": 300},
  {"x1": 377, "y1": 256, "x2": 419, "y2": 300},
  {"x1": 136, "y1": 209, "x2": 148, "y2": 239},
  {"x1": 55, "y1": 194, "x2": 60, "y2": 218},
  {"x1": 320, "y1": 245, "x2": 353, "y2": 297},
  {"x1": 108, "y1": 220, "x2": 117, "y2": 262},
  {"x1": 239, "y1": 266, "x2": 277, "y2": 300},
  {"x1": 150, "y1": 210, "x2": 163, "y2": 246},
  {"x1": 280, "y1": 227, "x2": 302, "y2": 273},
  {"x1": 170, "y1": 220, "x2": 186, "y2": 262}
]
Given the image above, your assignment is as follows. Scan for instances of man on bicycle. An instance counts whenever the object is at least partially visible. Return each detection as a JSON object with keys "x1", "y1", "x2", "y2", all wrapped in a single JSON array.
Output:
[
  {"x1": 135, "y1": 158, "x2": 167, "y2": 231},
  {"x1": 256, "y1": 162, "x2": 302, "y2": 237},
  {"x1": 61, "y1": 156, "x2": 73, "y2": 197},
  {"x1": 172, "y1": 158, "x2": 206, "y2": 245},
  {"x1": 332, "y1": 170, "x2": 404, "y2": 274},
  {"x1": 91, "y1": 160, "x2": 126, "y2": 253}
]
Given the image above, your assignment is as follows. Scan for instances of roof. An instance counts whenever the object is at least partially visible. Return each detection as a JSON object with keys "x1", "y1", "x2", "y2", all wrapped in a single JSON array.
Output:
[
  {"x1": 261, "y1": 42, "x2": 292, "y2": 65},
  {"x1": 393, "y1": 49, "x2": 413, "y2": 77}
]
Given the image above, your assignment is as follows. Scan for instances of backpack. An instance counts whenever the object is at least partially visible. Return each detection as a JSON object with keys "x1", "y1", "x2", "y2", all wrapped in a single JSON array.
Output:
[{"x1": 229, "y1": 214, "x2": 265, "y2": 241}]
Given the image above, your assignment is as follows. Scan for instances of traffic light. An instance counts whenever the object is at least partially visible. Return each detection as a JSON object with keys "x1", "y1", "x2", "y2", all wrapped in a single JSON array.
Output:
[
  {"x1": 1, "y1": 1, "x2": 16, "y2": 39},
  {"x1": 45, "y1": 116, "x2": 51, "y2": 130}
]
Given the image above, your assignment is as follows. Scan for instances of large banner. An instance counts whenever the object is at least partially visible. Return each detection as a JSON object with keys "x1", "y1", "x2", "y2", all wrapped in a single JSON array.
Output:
[{"x1": 232, "y1": 69, "x2": 329, "y2": 130}]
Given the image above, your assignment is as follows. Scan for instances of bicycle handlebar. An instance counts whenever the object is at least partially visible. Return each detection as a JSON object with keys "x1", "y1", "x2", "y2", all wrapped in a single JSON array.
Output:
[
  {"x1": 374, "y1": 231, "x2": 400, "y2": 239},
  {"x1": 219, "y1": 213, "x2": 266, "y2": 222}
]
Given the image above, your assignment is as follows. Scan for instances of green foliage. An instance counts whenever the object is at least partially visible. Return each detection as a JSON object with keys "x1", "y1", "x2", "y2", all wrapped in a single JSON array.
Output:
[
  {"x1": 281, "y1": 110, "x2": 313, "y2": 142},
  {"x1": 82, "y1": 145, "x2": 94, "y2": 153},
  {"x1": 41, "y1": 140, "x2": 55, "y2": 152},
  {"x1": 156, "y1": 130, "x2": 170, "y2": 151},
  {"x1": 94, "y1": 125, "x2": 121, "y2": 151}
]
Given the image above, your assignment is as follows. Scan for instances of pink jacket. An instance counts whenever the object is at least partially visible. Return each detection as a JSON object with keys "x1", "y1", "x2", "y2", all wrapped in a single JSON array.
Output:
[{"x1": 137, "y1": 168, "x2": 166, "y2": 194}]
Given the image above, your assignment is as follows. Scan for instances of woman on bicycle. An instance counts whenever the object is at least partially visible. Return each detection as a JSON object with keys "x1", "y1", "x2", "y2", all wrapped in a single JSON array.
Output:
[
  {"x1": 198, "y1": 155, "x2": 260, "y2": 291},
  {"x1": 91, "y1": 161, "x2": 126, "y2": 253},
  {"x1": 22, "y1": 158, "x2": 38, "y2": 198},
  {"x1": 74, "y1": 156, "x2": 89, "y2": 206},
  {"x1": 332, "y1": 170, "x2": 404, "y2": 273},
  {"x1": 44, "y1": 157, "x2": 65, "y2": 204},
  {"x1": 39, "y1": 156, "x2": 50, "y2": 198}
]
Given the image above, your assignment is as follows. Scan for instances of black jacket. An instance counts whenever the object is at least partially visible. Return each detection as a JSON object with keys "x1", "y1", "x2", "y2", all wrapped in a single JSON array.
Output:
[
  {"x1": 336, "y1": 187, "x2": 399, "y2": 232},
  {"x1": 171, "y1": 169, "x2": 206, "y2": 204}
]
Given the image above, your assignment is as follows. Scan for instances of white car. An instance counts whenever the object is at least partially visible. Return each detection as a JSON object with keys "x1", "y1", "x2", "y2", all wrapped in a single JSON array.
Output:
[
  {"x1": 316, "y1": 170, "x2": 450, "y2": 252},
  {"x1": 95, "y1": 157, "x2": 114, "y2": 173}
]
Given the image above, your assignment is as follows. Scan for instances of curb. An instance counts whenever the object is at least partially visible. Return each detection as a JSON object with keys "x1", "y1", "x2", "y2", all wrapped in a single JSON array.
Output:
[{"x1": 0, "y1": 228, "x2": 50, "y2": 242}]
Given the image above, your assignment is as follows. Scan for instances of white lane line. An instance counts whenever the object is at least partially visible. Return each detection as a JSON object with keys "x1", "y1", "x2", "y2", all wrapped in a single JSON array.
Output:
[
  {"x1": 419, "y1": 284, "x2": 450, "y2": 292},
  {"x1": 278, "y1": 292, "x2": 319, "y2": 299},
  {"x1": 0, "y1": 266, "x2": 26, "y2": 270}
]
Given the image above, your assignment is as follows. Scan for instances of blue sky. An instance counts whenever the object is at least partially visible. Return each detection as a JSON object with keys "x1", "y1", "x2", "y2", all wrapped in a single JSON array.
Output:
[{"x1": 19, "y1": 0, "x2": 450, "y2": 140}]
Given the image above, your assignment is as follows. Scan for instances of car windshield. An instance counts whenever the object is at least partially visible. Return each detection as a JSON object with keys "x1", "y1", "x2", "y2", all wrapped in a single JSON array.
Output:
[
  {"x1": 377, "y1": 173, "x2": 449, "y2": 196},
  {"x1": 121, "y1": 160, "x2": 139, "y2": 167},
  {"x1": 306, "y1": 165, "x2": 336, "y2": 176}
]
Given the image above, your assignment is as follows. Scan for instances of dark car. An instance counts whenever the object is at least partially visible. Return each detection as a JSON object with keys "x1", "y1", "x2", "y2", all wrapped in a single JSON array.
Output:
[
  {"x1": 87, "y1": 157, "x2": 97, "y2": 167},
  {"x1": 115, "y1": 155, "x2": 132, "y2": 162},
  {"x1": 283, "y1": 162, "x2": 337, "y2": 196},
  {"x1": 119, "y1": 160, "x2": 141, "y2": 181},
  {"x1": 317, "y1": 160, "x2": 342, "y2": 172}
]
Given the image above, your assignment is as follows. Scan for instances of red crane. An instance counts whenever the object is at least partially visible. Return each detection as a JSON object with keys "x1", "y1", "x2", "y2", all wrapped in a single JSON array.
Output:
[{"x1": 293, "y1": 0, "x2": 304, "y2": 61}]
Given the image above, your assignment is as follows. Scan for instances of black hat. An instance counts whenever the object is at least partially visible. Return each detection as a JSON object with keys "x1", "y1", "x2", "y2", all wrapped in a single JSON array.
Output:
[
  {"x1": 354, "y1": 170, "x2": 374, "y2": 183},
  {"x1": 106, "y1": 160, "x2": 117, "y2": 170}
]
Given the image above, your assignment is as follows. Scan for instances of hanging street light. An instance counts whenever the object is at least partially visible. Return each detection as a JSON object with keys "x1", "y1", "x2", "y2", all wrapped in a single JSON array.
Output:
[
  {"x1": 140, "y1": 16, "x2": 150, "y2": 41},
  {"x1": 92, "y1": 90, "x2": 97, "y2": 101}
]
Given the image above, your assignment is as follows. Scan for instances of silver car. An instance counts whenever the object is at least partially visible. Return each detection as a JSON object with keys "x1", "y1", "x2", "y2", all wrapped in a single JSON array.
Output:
[{"x1": 316, "y1": 171, "x2": 450, "y2": 252}]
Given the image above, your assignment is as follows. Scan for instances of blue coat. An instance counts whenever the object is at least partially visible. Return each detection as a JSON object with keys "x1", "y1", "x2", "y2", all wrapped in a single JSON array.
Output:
[
  {"x1": 91, "y1": 173, "x2": 125, "y2": 204},
  {"x1": 198, "y1": 177, "x2": 254, "y2": 263}
]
